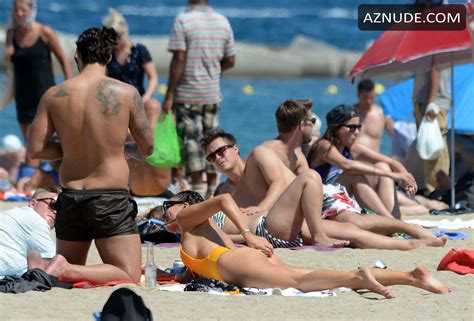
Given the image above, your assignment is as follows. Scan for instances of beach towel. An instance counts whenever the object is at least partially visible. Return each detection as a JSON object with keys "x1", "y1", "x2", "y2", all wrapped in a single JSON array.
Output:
[
  {"x1": 437, "y1": 248, "x2": 474, "y2": 275},
  {"x1": 0, "y1": 268, "x2": 72, "y2": 293},
  {"x1": 433, "y1": 231, "x2": 470, "y2": 240},
  {"x1": 159, "y1": 283, "x2": 350, "y2": 298},
  {"x1": 404, "y1": 218, "x2": 474, "y2": 230},
  {"x1": 73, "y1": 280, "x2": 133, "y2": 289}
]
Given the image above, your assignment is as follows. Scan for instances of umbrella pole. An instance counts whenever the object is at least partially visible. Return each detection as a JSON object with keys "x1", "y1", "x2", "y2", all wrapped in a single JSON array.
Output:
[{"x1": 450, "y1": 61, "x2": 456, "y2": 208}]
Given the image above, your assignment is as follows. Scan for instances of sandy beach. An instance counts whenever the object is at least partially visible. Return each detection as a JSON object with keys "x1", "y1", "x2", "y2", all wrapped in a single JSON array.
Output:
[{"x1": 0, "y1": 201, "x2": 473, "y2": 321}]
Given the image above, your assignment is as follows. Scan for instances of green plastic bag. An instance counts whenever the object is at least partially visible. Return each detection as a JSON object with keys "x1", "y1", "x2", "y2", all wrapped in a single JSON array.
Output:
[{"x1": 145, "y1": 113, "x2": 182, "y2": 168}]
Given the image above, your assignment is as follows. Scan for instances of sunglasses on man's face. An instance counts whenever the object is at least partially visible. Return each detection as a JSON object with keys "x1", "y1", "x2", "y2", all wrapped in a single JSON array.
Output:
[
  {"x1": 37, "y1": 198, "x2": 56, "y2": 210},
  {"x1": 206, "y1": 144, "x2": 235, "y2": 163},
  {"x1": 340, "y1": 124, "x2": 362, "y2": 133}
]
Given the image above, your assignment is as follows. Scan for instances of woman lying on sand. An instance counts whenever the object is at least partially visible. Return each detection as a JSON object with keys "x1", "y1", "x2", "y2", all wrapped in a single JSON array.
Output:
[{"x1": 152, "y1": 191, "x2": 448, "y2": 298}]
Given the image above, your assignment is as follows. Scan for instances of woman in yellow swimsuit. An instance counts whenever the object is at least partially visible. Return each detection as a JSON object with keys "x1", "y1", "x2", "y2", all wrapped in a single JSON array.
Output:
[{"x1": 162, "y1": 191, "x2": 450, "y2": 298}]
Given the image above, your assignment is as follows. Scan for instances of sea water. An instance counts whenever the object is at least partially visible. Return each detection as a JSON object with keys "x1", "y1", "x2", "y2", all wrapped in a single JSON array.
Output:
[{"x1": 0, "y1": 0, "x2": 424, "y2": 156}]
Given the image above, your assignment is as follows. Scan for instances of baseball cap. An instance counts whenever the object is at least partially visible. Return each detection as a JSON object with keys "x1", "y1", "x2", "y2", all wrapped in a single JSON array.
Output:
[{"x1": 326, "y1": 105, "x2": 359, "y2": 126}]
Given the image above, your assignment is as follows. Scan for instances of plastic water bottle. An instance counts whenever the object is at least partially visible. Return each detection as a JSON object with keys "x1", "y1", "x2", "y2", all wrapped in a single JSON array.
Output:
[{"x1": 145, "y1": 242, "x2": 157, "y2": 287}]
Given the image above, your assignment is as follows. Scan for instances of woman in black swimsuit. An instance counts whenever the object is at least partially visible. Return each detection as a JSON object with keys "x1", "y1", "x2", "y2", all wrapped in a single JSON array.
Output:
[{"x1": 5, "y1": 0, "x2": 72, "y2": 167}]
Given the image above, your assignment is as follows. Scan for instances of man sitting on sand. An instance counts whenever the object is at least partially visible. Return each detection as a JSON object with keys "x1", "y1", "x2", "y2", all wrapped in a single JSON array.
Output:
[
  {"x1": 0, "y1": 188, "x2": 57, "y2": 277},
  {"x1": 202, "y1": 128, "x2": 446, "y2": 250},
  {"x1": 27, "y1": 27, "x2": 154, "y2": 284}
]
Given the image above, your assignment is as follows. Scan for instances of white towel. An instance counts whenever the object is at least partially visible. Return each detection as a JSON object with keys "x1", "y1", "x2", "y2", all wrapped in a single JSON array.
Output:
[
  {"x1": 158, "y1": 283, "x2": 350, "y2": 297},
  {"x1": 404, "y1": 218, "x2": 474, "y2": 230}
]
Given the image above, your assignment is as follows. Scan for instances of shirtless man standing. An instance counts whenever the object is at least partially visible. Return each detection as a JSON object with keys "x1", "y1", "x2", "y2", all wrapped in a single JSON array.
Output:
[
  {"x1": 353, "y1": 79, "x2": 386, "y2": 152},
  {"x1": 27, "y1": 27, "x2": 154, "y2": 284}
]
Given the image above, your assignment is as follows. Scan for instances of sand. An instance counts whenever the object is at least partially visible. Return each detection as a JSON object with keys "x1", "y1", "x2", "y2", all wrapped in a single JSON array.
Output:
[{"x1": 0, "y1": 201, "x2": 473, "y2": 321}]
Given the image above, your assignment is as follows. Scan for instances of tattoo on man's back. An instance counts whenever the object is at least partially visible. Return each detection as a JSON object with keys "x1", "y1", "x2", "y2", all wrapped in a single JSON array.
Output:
[
  {"x1": 96, "y1": 80, "x2": 120, "y2": 116},
  {"x1": 53, "y1": 88, "x2": 69, "y2": 98}
]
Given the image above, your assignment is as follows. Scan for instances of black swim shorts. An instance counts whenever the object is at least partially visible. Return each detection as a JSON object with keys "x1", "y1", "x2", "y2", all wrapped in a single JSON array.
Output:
[{"x1": 55, "y1": 188, "x2": 138, "y2": 242}]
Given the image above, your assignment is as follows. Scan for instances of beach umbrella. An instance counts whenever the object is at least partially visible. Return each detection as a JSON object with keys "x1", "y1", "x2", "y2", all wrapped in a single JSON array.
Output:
[{"x1": 349, "y1": 4, "x2": 473, "y2": 206}]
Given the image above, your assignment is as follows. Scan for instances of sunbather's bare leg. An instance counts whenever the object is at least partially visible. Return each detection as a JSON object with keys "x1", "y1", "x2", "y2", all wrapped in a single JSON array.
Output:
[
  {"x1": 306, "y1": 220, "x2": 447, "y2": 250},
  {"x1": 330, "y1": 211, "x2": 438, "y2": 240},
  {"x1": 365, "y1": 162, "x2": 400, "y2": 217},
  {"x1": 265, "y1": 170, "x2": 349, "y2": 247},
  {"x1": 218, "y1": 247, "x2": 449, "y2": 297},
  {"x1": 50, "y1": 235, "x2": 142, "y2": 283},
  {"x1": 397, "y1": 191, "x2": 430, "y2": 216},
  {"x1": 339, "y1": 172, "x2": 395, "y2": 219}
]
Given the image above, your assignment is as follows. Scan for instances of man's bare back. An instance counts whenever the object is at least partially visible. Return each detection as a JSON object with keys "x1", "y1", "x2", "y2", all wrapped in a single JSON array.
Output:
[{"x1": 29, "y1": 74, "x2": 153, "y2": 190}]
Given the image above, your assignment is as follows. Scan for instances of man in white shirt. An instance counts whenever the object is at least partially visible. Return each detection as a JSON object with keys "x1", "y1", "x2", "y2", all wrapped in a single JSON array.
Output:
[{"x1": 0, "y1": 188, "x2": 57, "y2": 277}]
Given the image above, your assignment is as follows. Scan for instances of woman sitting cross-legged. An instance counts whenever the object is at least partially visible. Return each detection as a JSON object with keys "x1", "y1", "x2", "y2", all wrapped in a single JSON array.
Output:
[{"x1": 155, "y1": 191, "x2": 450, "y2": 298}]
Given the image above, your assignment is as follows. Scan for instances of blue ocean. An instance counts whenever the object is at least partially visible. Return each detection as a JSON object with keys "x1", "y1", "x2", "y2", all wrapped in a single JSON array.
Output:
[{"x1": 3, "y1": 0, "x2": 461, "y2": 156}]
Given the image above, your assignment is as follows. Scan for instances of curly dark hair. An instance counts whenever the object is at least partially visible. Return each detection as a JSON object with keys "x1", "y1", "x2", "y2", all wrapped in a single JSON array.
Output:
[
  {"x1": 76, "y1": 27, "x2": 118, "y2": 66},
  {"x1": 173, "y1": 190, "x2": 204, "y2": 205},
  {"x1": 275, "y1": 99, "x2": 309, "y2": 134},
  {"x1": 200, "y1": 128, "x2": 237, "y2": 152}
]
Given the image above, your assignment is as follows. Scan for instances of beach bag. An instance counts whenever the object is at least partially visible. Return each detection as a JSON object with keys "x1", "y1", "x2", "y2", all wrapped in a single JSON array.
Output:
[
  {"x1": 416, "y1": 117, "x2": 444, "y2": 160},
  {"x1": 0, "y1": 65, "x2": 15, "y2": 111},
  {"x1": 101, "y1": 288, "x2": 153, "y2": 321},
  {"x1": 437, "y1": 248, "x2": 474, "y2": 275},
  {"x1": 145, "y1": 113, "x2": 181, "y2": 168}
]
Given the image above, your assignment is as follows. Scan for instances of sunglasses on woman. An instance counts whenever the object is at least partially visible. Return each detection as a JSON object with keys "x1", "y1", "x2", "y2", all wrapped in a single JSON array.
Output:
[
  {"x1": 206, "y1": 144, "x2": 235, "y2": 162},
  {"x1": 160, "y1": 201, "x2": 186, "y2": 218},
  {"x1": 340, "y1": 124, "x2": 362, "y2": 132}
]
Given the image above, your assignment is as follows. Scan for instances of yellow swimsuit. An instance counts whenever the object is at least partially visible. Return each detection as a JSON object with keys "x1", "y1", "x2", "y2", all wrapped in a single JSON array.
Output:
[{"x1": 180, "y1": 245, "x2": 230, "y2": 281}]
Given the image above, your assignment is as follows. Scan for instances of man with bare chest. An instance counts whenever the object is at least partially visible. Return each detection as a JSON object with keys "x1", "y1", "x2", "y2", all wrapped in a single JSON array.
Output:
[
  {"x1": 27, "y1": 27, "x2": 153, "y2": 284},
  {"x1": 353, "y1": 79, "x2": 386, "y2": 152}
]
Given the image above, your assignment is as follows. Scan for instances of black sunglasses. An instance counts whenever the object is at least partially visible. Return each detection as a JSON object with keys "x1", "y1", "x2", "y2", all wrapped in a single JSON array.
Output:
[
  {"x1": 206, "y1": 144, "x2": 234, "y2": 162},
  {"x1": 162, "y1": 201, "x2": 185, "y2": 217},
  {"x1": 37, "y1": 198, "x2": 56, "y2": 210},
  {"x1": 306, "y1": 117, "x2": 316, "y2": 125},
  {"x1": 340, "y1": 124, "x2": 362, "y2": 132}
]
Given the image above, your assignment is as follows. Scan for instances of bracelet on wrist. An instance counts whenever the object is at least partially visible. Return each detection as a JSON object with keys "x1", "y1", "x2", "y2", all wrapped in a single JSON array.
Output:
[{"x1": 241, "y1": 228, "x2": 251, "y2": 235}]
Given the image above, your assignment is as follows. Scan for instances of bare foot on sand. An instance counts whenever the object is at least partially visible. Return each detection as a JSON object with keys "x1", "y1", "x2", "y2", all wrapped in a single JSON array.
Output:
[
  {"x1": 45, "y1": 255, "x2": 70, "y2": 280},
  {"x1": 27, "y1": 251, "x2": 47, "y2": 271},
  {"x1": 412, "y1": 266, "x2": 451, "y2": 294},
  {"x1": 425, "y1": 235, "x2": 448, "y2": 247},
  {"x1": 359, "y1": 267, "x2": 395, "y2": 299},
  {"x1": 314, "y1": 236, "x2": 350, "y2": 248}
]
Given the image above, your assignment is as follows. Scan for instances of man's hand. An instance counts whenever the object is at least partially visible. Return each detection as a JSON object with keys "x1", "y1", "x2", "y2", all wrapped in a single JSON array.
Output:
[
  {"x1": 243, "y1": 233, "x2": 273, "y2": 257},
  {"x1": 240, "y1": 206, "x2": 263, "y2": 216},
  {"x1": 425, "y1": 102, "x2": 439, "y2": 121},
  {"x1": 162, "y1": 97, "x2": 174, "y2": 114}
]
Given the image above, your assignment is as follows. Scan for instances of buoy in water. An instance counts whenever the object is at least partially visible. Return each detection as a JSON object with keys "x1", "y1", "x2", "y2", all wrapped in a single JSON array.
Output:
[
  {"x1": 243, "y1": 85, "x2": 254, "y2": 95},
  {"x1": 158, "y1": 84, "x2": 168, "y2": 95},
  {"x1": 375, "y1": 83, "x2": 385, "y2": 94},
  {"x1": 327, "y1": 84, "x2": 338, "y2": 95}
]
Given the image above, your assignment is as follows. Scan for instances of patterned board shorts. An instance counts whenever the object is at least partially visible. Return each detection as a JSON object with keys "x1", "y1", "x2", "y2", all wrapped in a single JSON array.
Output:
[
  {"x1": 322, "y1": 184, "x2": 362, "y2": 218},
  {"x1": 255, "y1": 216, "x2": 304, "y2": 248},
  {"x1": 173, "y1": 103, "x2": 220, "y2": 174}
]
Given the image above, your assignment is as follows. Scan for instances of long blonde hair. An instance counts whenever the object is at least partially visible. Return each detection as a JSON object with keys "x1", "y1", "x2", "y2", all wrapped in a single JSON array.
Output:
[{"x1": 103, "y1": 8, "x2": 129, "y2": 35}]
